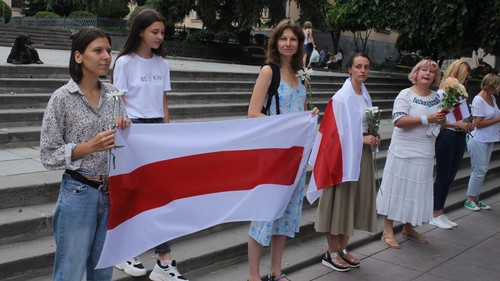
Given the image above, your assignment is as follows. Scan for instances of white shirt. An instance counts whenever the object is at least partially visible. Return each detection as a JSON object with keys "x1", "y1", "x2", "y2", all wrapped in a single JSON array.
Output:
[
  {"x1": 390, "y1": 88, "x2": 441, "y2": 158},
  {"x1": 470, "y1": 95, "x2": 500, "y2": 142},
  {"x1": 113, "y1": 53, "x2": 171, "y2": 119}
]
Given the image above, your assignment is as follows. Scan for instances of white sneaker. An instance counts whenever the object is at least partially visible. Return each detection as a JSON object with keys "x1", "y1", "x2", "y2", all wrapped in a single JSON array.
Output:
[
  {"x1": 429, "y1": 215, "x2": 452, "y2": 229},
  {"x1": 149, "y1": 260, "x2": 189, "y2": 281},
  {"x1": 441, "y1": 214, "x2": 458, "y2": 227},
  {"x1": 115, "y1": 256, "x2": 147, "y2": 277}
]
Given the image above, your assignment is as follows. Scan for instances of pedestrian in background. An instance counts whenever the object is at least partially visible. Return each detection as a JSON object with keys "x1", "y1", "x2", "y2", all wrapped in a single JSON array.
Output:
[
  {"x1": 430, "y1": 59, "x2": 473, "y2": 229},
  {"x1": 247, "y1": 18, "x2": 319, "y2": 281},
  {"x1": 40, "y1": 27, "x2": 130, "y2": 281},
  {"x1": 302, "y1": 21, "x2": 315, "y2": 68},
  {"x1": 377, "y1": 59, "x2": 445, "y2": 249},
  {"x1": 464, "y1": 73, "x2": 500, "y2": 211},
  {"x1": 112, "y1": 8, "x2": 188, "y2": 281}
]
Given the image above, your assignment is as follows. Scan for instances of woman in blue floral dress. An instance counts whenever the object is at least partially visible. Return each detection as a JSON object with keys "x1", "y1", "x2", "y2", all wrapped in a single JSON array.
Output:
[{"x1": 246, "y1": 19, "x2": 319, "y2": 281}]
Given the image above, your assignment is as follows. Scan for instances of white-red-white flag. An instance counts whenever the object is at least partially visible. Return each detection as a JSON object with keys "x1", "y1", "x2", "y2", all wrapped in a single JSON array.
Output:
[
  {"x1": 437, "y1": 89, "x2": 470, "y2": 124},
  {"x1": 96, "y1": 112, "x2": 318, "y2": 268},
  {"x1": 307, "y1": 79, "x2": 367, "y2": 203}
]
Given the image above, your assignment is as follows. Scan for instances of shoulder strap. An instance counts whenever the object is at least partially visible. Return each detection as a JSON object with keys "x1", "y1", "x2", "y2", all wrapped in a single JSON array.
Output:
[{"x1": 261, "y1": 63, "x2": 281, "y2": 115}]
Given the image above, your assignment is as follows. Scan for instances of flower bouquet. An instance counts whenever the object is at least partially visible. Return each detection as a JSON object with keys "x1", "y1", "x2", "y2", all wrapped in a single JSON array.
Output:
[
  {"x1": 296, "y1": 68, "x2": 315, "y2": 110},
  {"x1": 104, "y1": 90, "x2": 125, "y2": 170},
  {"x1": 439, "y1": 77, "x2": 468, "y2": 114},
  {"x1": 365, "y1": 106, "x2": 382, "y2": 188}
]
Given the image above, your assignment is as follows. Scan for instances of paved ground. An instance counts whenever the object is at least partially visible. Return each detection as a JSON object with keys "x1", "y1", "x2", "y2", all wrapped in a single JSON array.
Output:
[
  {"x1": 287, "y1": 195, "x2": 500, "y2": 281},
  {"x1": 1, "y1": 47, "x2": 500, "y2": 281}
]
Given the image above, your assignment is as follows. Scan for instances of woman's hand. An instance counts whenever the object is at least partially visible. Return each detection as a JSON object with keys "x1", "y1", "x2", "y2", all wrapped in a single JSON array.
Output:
[
  {"x1": 114, "y1": 116, "x2": 131, "y2": 129},
  {"x1": 89, "y1": 129, "x2": 117, "y2": 152},
  {"x1": 363, "y1": 134, "x2": 380, "y2": 148},
  {"x1": 427, "y1": 112, "x2": 446, "y2": 125},
  {"x1": 310, "y1": 107, "x2": 320, "y2": 116},
  {"x1": 455, "y1": 121, "x2": 475, "y2": 131}
]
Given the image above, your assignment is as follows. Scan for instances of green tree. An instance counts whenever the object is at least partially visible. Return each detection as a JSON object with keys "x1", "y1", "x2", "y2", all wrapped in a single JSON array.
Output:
[
  {"x1": 46, "y1": 0, "x2": 83, "y2": 16},
  {"x1": 391, "y1": 0, "x2": 499, "y2": 56},
  {"x1": 1, "y1": 0, "x2": 12, "y2": 23},
  {"x1": 148, "y1": 0, "x2": 195, "y2": 38},
  {"x1": 21, "y1": 0, "x2": 47, "y2": 17},
  {"x1": 327, "y1": 0, "x2": 392, "y2": 53}
]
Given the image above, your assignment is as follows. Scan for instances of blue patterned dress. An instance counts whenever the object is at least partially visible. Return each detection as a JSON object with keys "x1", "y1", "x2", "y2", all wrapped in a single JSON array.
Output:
[{"x1": 249, "y1": 79, "x2": 307, "y2": 246}]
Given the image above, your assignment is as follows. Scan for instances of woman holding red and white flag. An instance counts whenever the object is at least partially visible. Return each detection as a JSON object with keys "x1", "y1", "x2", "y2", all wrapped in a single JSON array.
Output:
[
  {"x1": 376, "y1": 60, "x2": 445, "y2": 249},
  {"x1": 247, "y1": 19, "x2": 318, "y2": 281},
  {"x1": 311, "y1": 54, "x2": 379, "y2": 272}
]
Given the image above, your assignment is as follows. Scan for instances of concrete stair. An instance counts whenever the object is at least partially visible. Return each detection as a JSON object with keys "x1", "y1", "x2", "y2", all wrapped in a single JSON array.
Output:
[
  {"x1": 0, "y1": 65, "x2": 499, "y2": 281},
  {"x1": 0, "y1": 25, "x2": 72, "y2": 50}
]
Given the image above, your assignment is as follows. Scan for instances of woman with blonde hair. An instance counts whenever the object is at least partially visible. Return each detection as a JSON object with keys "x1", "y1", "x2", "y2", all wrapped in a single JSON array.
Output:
[
  {"x1": 464, "y1": 73, "x2": 500, "y2": 211},
  {"x1": 302, "y1": 21, "x2": 315, "y2": 68},
  {"x1": 377, "y1": 59, "x2": 445, "y2": 249},
  {"x1": 430, "y1": 59, "x2": 474, "y2": 229}
]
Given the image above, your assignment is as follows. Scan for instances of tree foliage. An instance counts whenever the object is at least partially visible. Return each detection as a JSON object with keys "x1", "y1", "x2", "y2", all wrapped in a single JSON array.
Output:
[
  {"x1": 147, "y1": 0, "x2": 196, "y2": 38},
  {"x1": 326, "y1": 0, "x2": 500, "y2": 56},
  {"x1": 1, "y1": 0, "x2": 12, "y2": 23}
]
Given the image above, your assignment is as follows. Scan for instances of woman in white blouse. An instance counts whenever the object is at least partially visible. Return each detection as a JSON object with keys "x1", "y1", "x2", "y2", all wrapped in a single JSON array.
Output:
[{"x1": 376, "y1": 59, "x2": 446, "y2": 249}]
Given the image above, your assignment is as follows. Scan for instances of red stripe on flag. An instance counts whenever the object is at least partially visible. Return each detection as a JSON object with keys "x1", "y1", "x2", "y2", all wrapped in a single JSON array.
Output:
[
  {"x1": 313, "y1": 99, "x2": 343, "y2": 189},
  {"x1": 453, "y1": 103, "x2": 462, "y2": 121},
  {"x1": 107, "y1": 147, "x2": 304, "y2": 229}
]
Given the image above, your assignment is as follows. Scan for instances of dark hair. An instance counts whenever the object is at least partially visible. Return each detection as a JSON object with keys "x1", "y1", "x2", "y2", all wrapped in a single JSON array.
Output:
[
  {"x1": 346, "y1": 53, "x2": 371, "y2": 70},
  {"x1": 266, "y1": 19, "x2": 304, "y2": 73},
  {"x1": 117, "y1": 9, "x2": 166, "y2": 60},
  {"x1": 69, "y1": 28, "x2": 111, "y2": 83}
]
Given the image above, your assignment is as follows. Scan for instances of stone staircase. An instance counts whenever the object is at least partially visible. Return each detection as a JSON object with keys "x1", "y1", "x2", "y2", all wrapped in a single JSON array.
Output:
[
  {"x1": 0, "y1": 65, "x2": 499, "y2": 281},
  {"x1": 0, "y1": 24, "x2": 72, "y2": 51}
]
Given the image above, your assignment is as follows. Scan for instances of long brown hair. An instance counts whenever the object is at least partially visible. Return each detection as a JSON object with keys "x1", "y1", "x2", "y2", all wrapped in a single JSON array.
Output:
[
  {"x1": 116, "y1": 9, "x2": 166, "y2": 60},
  {"x1": 266, "y1": 19, "x2": 304, "y2": 73}
]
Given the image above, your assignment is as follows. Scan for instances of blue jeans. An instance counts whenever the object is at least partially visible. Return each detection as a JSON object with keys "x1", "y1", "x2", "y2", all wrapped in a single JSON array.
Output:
[
  {"x1": 433, "y1": 130, "x2": 467, "y2": 210},
  {"x1": 466, "y1": 138, "x2": 494, "y2": 197},
  {"x1": 130, "y1": 117, "x2": 171, "y2": 255},
  {"x1": 52, "y1": 174, "x2": 112, "y2": 281}
]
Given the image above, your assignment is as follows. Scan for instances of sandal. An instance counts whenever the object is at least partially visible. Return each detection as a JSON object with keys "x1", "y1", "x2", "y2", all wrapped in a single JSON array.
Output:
[
  {"x1": 402, "y1": 227, "x2": 428, "y2": 244},
  {"x1": 338, "y1": 249, "x2": 360, "y2": 268},
  {"x1": 381, "y1": 232, "x2": 401, "y2": 249},
  {"x1": 264, "y1": 273, "x2": 290, "y2": 281},
  {"x1": 321, "y1": 251, "x2": 350, "y2": 272}
]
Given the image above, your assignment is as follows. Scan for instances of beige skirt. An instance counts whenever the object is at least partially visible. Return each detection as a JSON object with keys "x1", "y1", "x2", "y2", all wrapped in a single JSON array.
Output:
[{"x1": 315, "y1": 144, "x2": 377, "y2": 236}]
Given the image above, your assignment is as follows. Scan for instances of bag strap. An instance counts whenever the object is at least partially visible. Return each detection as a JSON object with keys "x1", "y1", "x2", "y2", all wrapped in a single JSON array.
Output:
[{"x1": 261, "y1": 63, "x2": 281, "y2": 115}]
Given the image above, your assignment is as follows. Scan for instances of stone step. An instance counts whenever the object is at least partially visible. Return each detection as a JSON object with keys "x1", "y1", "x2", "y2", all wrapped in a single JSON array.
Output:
[
  {"x1": 0, "y1": 77, "x2": 409, "y2": 94},
  {"x1": 0, "y1": 92, "x2": 398, "y2": 110},
  {"x1": 4, "y1": 170, "x2": 500, "y2": 281}
]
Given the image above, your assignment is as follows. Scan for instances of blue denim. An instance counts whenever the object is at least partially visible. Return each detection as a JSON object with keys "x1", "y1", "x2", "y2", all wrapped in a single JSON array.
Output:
[
  {"x1": 466, "y1": 138, "x2": 494, "y2": 197},
  {"x1": 433, "y1": 130, "x2": 467, "y2": 210},
  {"x1": 130, "y1": 117, "x2": 171, "y2": 255},
  {"x1": 52, "y1": 174, "x2": 112, "y2": 281}
]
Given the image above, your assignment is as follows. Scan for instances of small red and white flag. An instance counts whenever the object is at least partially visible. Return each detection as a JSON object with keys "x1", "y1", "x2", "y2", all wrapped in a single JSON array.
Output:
[
  {"x1": 307, "y1": 79, "x2": 367, "y2": 203},
  {"x1": 437, "y1": 89, "x2": 470, "y2": 123},
  {"x1": 96, "y1": 112, "x2": 318, "y2": 268}
]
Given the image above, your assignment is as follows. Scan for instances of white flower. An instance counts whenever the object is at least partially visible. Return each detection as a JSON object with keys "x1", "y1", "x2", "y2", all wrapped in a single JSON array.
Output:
[
  {"x1": 296, "y1": 68, "x2": 313, "y2": 81},
  {"x1": 105, "y1": 90, "x2": 125, "y2": 102},
  {"x1": 366, "y1": 106, "x2": 380, "y2": 114}
]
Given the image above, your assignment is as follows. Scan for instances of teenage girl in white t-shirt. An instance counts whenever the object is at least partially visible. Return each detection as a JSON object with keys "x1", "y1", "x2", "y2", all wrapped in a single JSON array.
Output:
[{"x1": 112, "y1": 9, "x2": 188, "y2": 281}]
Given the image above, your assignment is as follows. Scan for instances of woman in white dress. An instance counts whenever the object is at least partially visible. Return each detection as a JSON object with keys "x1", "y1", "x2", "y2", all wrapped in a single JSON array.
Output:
[{"x1": 376, "y1": 59, "x2": 445, "y2": 249}]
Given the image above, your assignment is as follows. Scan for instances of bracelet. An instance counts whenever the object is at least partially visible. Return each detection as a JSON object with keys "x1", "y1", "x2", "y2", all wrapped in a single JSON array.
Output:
[{"x1": 420, "y1": 115, "x2": 428, "y2": 125}]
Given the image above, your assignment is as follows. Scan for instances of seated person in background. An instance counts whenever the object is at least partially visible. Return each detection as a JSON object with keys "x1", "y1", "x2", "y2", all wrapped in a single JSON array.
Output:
[
  {"x1": 318, "y1": 47, "x2": 331, "y2": 68},
  {"x1": 326, "y1": 48, "x2": 343, "y2": 69},
  {"x1": 7, "y1": 35, "x2": 43, "y2": 64}
]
